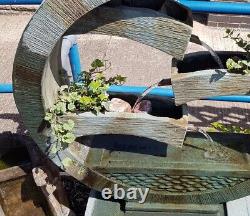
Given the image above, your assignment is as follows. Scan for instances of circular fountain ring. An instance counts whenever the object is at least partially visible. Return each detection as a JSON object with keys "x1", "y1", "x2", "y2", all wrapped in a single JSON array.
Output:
[{"x1": 13, "y1": 0, "x2": 250, "y2": 204}]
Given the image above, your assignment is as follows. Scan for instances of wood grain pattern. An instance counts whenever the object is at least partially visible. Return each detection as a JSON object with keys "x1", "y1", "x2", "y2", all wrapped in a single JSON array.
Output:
[
  {"x1": 13, "y1": 0, "x2": 191, "y2": 193},
  {"x1": 0, "y1": 163, "x2": 31, "y2": 183},
  {"x1": 13, "y1": 0, "x2": 111, "y2": 153},
  {"x1": 63, "y1": 110, "x2": 188, "y2": 148},
  {"x1": 13, "y1": 0, "x2": 250, "y2": 205},
  {"x1": 66, "y1": 6, "x2": 192, "y2": 60},
  {"x1": 13, "y1": 0, "x2": 192, "y2": 157},
  {"x1": 172, "y1": 60, "x2": 250, "y2": 105}
]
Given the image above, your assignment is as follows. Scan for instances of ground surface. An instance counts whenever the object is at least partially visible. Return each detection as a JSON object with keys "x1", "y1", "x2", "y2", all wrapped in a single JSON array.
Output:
[{"x1": 0, "y1": 10, "x2": 249, "y2": 215}]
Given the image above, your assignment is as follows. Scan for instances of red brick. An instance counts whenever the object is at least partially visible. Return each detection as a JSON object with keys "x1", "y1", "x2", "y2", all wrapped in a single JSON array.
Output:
[{"x1": 207, "y1": 21, "x2": 219, "y2": 27}]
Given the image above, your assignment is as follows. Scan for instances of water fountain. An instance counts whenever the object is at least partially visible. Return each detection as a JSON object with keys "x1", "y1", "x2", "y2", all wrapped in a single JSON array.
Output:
[{"x1": 12, "y1": 0, "x2": 250, "y2": 215}]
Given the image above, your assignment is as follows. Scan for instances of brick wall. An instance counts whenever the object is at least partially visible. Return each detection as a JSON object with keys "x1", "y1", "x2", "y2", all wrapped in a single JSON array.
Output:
[
  {"x1": 206, "y1": 0, "x2": 250, "y2": 29},
  {"x1": 207, "y1": 14, "x2": 250, "y2": 29}
]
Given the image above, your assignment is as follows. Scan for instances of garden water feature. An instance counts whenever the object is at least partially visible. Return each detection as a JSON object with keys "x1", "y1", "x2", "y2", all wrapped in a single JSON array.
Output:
[{"x1": 8, "y1": 0, "x2": 250, "y2": 215}]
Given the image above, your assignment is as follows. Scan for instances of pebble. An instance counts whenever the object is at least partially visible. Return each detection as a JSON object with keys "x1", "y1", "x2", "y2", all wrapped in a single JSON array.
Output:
[
  {"x1": 133, "y1": 100, "x2": 152, "y2": 114},
  {"x1": 107, "y1": 98, "x2": 132, "y2": 113}
]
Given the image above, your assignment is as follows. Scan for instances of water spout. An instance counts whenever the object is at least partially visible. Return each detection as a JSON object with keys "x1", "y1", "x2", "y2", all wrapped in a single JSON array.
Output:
[
  {"x1": 190, "y1": 35, "x2": 224, "y2": 69},
  {"x1": 132, "y1": 79, "x2": 172, "y2": 112}
]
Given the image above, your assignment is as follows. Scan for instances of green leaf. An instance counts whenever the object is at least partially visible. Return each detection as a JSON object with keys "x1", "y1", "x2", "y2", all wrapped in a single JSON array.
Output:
[
  {"x1": 63, "y1": 120, "x2": 75, "y2": 131},
  {"x1": 54, "y1": 124, "x2": 63, "y2": 133},
  {"x1": 226, "y1": 58, "x2": 242, "y2": 71},
  {"x1": 96, "y1": 72, "x2": 105, "y2": 81},
  {"x1": 89, "y1": 80, "x2": 102, "y2": 93},
  {"x1": 211, "y1": 122, "x2": 250, "y2": 134},
  {"x1": 91, "y1": 59, "x2": 104, "y2": 69},
  {"x1": 45, "y1": 112, "x2": 53, "y2": 121},
  {"x1": 80, "y1": 96, "x2": 92, "y2": 105},
  {"x1": 67, "y1": 103, "x2": 76, "y2": 112},
  {"x1": 54, "y1": 102, "x2": 67, "y2": 114},
  {"x1": 62, "y1": 157, "x2": 73, "y2": 168},
  {"x1": 43, "y1": 59, "x2": 127, "y2": 149},
  {"x1": 62, "y1": 133, "x2": 75, "y2": 144},
  {"x1": 98, "y1": 93, "x2": 109, "y2": 101},
  {"x1": 59, "y1": 85, "x2": 68, "y2": 94},
  {"x1": 50, "y1": 145, "x2": 59, "y2": 154},
  {"x1": 108, "y1": 75, "x2": 127, "y2": 85},
  {"x1": 115, "y1": 75, "x2": 127, "y2": 84},
  {"x1": 225, "y1": 29, "x2": 231, "y2": 34},
  {"x1": 69, "y1": 92, "x2": 79, "y2": 101},
  {"x1": 207, "y1": 127, "x2": 217, "y2": 133}
]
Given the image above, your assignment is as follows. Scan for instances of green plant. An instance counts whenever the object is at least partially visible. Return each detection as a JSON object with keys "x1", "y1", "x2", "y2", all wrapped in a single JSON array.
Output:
[
  {"x1": 209, "y1": 122, "x2": 250, "y2": 134},
  {"x1": 44, "y1": 59, "x2": 126, "y2": 153},
  {"x1": 225, "y1": 29, "x2": 250, "y2": 74}
]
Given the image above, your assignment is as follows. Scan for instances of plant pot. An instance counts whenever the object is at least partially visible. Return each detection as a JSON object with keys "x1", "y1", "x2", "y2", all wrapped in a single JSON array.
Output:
[{"x1": 171, "y1": 51, "x2": 250, "y2": 105}]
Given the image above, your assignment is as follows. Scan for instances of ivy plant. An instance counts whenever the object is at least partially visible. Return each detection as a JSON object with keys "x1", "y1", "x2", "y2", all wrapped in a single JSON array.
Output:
[
  {"x1": 44, "y1": 59, "x2": 126, "y2": 153},
  {"x1": 208, "y1": 122, "x2": 250, "y2": 134},
  {"x1": 225, "y1": 29, "x2": 250, "y2": 74}
]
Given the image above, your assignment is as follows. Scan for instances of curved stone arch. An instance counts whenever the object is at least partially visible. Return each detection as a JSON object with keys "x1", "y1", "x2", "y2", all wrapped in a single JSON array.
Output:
[
  {"x1": 12, "y1": 0, "x2": 250, "y2": 205},
  {"x1": 66, "y1": 6, "x2": 192, "y2": 59},
  {"x1": 13, "y1": 0, "x2": 192, "y2": 156},
  {"x1": 12, "y1": 0, "x2": 219, "y2": 204}
]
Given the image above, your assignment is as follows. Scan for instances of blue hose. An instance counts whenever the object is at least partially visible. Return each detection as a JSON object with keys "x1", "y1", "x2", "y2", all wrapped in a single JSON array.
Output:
[
  {"x1": 1, "y1": 83, "x2": 250, "y2": 103},
  {"x1": 0, "y1": 84, "x2": 13, "y2": 93},
  {"x1": 179, "y1": 0, "x2": 250, "y2": 15},
  {"x1": 0, "y1": 0, "x2": 41, "y2": 4},
  {"x1": 69, "y1": 43, "x2": 82, "y2": 82},
  {"x1": 1, "y1": 0, "x2": 250, "y2": 15}
]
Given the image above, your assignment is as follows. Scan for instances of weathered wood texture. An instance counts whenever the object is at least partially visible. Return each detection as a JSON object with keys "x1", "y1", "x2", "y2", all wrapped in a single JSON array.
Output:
[
  {"x1": 13, "y1": 0, "x2": 192, "y2": 166},
  {"x1": 24, "y1": 138, "x2": 75, "y2": 216},
  {"x1": 66, "y1": 6, "x2": 192, "y2": 60},
  {"x1": 172, "y1": 69, "x2": 250, "y2": 105},
  {"x1": 0, "y1": 174, "x2": 50, "y2": 216},
  {"x1": 14, "y1": 0, "x2": 112, "y2": 152},
  {"x1": 0, "y1": 163, "x2": 31, "y2": 183},
  {"x1": 33, "y1": 167, "x2": 75, "y2": 216},
  {"x1": 64, "y1": 110, "x2": 188, "y2": 148},
  {"x1": 171, "y1": 52, "x2": 250, "y2": 105}
]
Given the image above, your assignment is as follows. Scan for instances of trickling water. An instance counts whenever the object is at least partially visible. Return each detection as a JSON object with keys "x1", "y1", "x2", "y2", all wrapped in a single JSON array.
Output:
[
  {"x1": 199, "y1": 41, "x2": 224, "y2": 69},
  {"x1": 132, "y1": 79, "x2": 172, "y2": 112},
  {"x1": 190, "y1": 35, "x2": 224, "y2": 69},
  {"x1": 197, "y1": 128, "x2": 214, "y2": 144},
  {"x1": 188, "y1": 127, "x2": 229, "y2": 160},
  {"x1": 196, "y1": 128, "x2": 220, "y2": 160}
]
